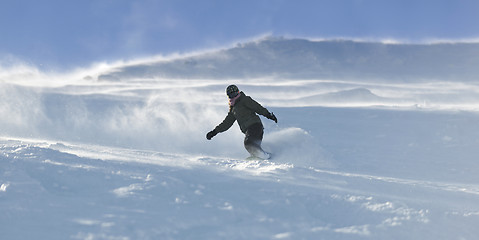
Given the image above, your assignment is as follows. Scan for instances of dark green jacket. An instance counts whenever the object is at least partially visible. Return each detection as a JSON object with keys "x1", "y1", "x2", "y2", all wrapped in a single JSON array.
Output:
[{"x1": 214, "y1": 92, "x2": 271, "y2": 133}]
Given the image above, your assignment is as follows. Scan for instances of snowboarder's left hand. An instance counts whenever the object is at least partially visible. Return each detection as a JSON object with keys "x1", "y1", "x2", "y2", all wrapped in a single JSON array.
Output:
[{"x1": 267, "y1": 112, "x2": 278, "y2": 123}]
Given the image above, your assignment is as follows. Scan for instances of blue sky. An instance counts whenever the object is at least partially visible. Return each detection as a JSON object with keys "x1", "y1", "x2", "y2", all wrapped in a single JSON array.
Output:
[{"x1": 1, "y1": 0, "x2": 478, "y2": 70}]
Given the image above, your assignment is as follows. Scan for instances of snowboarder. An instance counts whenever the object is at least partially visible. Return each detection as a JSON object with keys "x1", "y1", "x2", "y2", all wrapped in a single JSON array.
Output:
[{"x1": 206, "y1": 85, "x2": 278, "y2": 159}]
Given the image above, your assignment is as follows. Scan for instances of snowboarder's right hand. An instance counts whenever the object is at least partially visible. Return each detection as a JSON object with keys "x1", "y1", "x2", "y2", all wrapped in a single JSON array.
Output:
[{"x1": 206, "y1": 130, "x2": 217, "y2": 140}]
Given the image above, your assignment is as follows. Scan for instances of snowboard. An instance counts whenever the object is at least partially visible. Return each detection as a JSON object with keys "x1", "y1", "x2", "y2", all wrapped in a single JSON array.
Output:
[{"x1": 245, "y1": 152, "x2": 272, "y2": 161}]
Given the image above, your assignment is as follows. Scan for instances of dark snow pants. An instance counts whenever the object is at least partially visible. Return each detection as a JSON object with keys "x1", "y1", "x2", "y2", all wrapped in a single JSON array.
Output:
[{"x1": 244, "y1": 122, "x2": 264, "y2": 157}]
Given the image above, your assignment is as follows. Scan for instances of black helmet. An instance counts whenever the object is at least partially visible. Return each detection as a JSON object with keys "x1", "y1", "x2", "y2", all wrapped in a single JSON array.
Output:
[{"x1": 226, "y1": 85, "x2": 239, "y2": 98}]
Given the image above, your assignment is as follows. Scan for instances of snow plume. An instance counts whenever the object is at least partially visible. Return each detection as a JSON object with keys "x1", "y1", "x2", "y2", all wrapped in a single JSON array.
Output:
[
  {"x1": 0, "y1": 65, "x2": 242, "y2": 155},
  {"x1": 264, "y1": 127, "x2": 333, "y2": 168},
  {"x1": 0, "y1": 84, "x2": 45, "y2": 136},
  {"x1": 100, "y1": 92, "x2": 241, "y2": 155}
]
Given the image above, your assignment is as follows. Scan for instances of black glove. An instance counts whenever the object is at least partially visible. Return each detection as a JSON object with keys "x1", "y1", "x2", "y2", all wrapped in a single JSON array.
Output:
[
  {"x1": 267, "y1": 112, "x2": 278, "y2": 123},
  {"x1": 206, "y1": 130, "x2": 217, "y2": 140}
]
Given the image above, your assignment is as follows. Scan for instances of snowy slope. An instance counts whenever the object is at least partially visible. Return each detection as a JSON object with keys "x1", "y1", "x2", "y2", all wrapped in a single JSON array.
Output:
[{"x1": 1, "y1": 37, "x2": 479, "y2": 239}]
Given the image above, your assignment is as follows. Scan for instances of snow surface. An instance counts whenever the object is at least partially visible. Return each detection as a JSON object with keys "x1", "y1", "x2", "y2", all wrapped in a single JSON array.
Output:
[{"x1": 1, "y1": 38, "x2": 479, "y2": 239}]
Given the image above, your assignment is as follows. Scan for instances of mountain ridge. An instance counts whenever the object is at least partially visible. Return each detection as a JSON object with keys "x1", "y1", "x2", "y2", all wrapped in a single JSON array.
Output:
[{"x1": 98, "y1": 37, "x2": 479, "y2": 81}]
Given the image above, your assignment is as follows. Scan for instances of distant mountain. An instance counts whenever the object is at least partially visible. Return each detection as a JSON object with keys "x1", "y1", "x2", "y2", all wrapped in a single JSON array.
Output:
[
  {"x1": 300, "y1": 88, "x2": 387, "y2": 103},
  {"x1": 98, "y1": 37, "x2": 479, "y2": 81}
]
